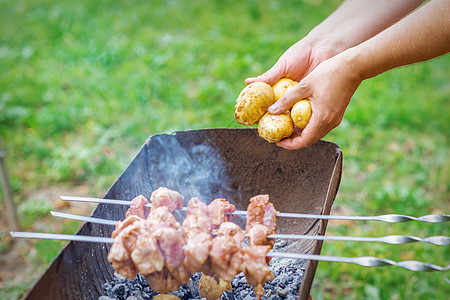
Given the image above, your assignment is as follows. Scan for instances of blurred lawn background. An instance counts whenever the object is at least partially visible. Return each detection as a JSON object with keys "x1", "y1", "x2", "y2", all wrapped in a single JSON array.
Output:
[{"x1": 0, "y1": 0, "x2": 449, "y2": 299}]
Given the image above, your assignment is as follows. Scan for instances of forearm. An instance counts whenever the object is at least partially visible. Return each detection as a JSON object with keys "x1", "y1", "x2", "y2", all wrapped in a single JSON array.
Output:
[
  {"x1": 343, "y1": 0, "x2": 450, "y2": 80},
  {"x1": 305, "y1": 0, "x2": 425, "y2": 52}
]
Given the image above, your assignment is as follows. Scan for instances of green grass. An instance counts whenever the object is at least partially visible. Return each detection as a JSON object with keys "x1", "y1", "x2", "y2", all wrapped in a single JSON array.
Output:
[{"x1": 1, "y1": 0, "x2": 449, "y2": 299}]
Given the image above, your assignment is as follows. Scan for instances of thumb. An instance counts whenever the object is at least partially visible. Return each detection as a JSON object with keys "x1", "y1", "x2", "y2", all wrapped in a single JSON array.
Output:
[
  {"x1": 268, "y1": 83, "x2": 311, "y2": 114},
  {"x1": 245, "y1": 62, "x2": 286, "y2": 86}
]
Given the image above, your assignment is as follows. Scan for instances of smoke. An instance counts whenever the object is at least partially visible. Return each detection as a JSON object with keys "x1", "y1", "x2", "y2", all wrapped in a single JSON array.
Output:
[{"x1": 147, "y1": 134, "x2": 238, "y2": 205}]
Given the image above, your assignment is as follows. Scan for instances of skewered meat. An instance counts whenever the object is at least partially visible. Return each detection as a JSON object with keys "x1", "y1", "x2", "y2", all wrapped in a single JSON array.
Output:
[
  {"x1": 111, "y1": 215, "x2": 142, "y2": 238},
  {"x1": 131, "y1": 229, "x2": 164, "y2": 275},
  {"x1": 109, "y1": 193, "x2": 187, "y2": 291},
  {"x1": 216, "y1": 221, "x2": 245, "y2": 245},
  {"x1": 150, "y1": 187, "x2": 184, "y2": 213},
  {"x1": 243, "y1": 245, "x2": 274, "y2": 299},
  {"x1": 181, "y1": 198, "x2": 214, "y2": 240},
  {"x1": 210, "y1": 222, "x2": 245, "y2": 282},
  {"x1": 247, "y1": 223, "x2": 272, "y2": 246},
  {"x1": 108, "y1": 238, "x2": 137, "y2": 280},
  {"x1": 126, "y1": 195, "x2": 150, "y2": 219},
  {"x1": 208, "y1": 198, "x2": 236, "y2": 226},
  {"x1": 184, "y1": 232, "x2": 212, "y2": 273},
  {"x1": 153, "y1": 227, "x2": 190, "y2": 284},
  {"x1": 244, "y1": 195, "x2": 276, "y2": 296},
  {"x1": 245, "y1": 195, "x2": 276, "y2": 247},
  {"x1": 108, "y1": 216, "x2": 145, "y2": 279},
  {"x1": 108, "y1": 188, "x2": 279, "y2": 298},
  {"x1": 146, "y1": 206, "x2": 180, "y2": 231},
  {"x1": 181, "y1": 198, "x2": 213, "y2": 273},
  {"x1": 246, "y1": 194, "x2": 278, "y2": 233}
]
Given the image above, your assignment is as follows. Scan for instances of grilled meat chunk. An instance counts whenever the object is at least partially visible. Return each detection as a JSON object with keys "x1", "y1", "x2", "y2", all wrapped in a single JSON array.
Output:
[
  {"x1": 208, "y1": 198, "x2": 236, "y2": 226},
  {"x1": 146, "y1": 206, "x2": 180, "y2": 231},
  {"x1": 247, "y1": 223, "x2": 272, "y2": 246},
  {"x1": 184, "y1": 232, "x2": 212, "y2": 274},
  {"x1": 108, "y1": 217, "x2": 145, "y2": 279},
  {"x1": 216, "y1": 221, "x2": 245, "y2": 244},
  {"x1": 246, "y1": 194, "x2": 277, "y2": 233},
  {"x1": 243, "y1": 245, "x2": 274, "y2": 299},
  {"x1": 153, "y1": 226, "x2": 190, "y2": 284},
  {"x1": 108, "y1": 240, "x2": 137, "y2": 280},
  {"x1": 130, "y1": 229, "x2": 164, "y2": 275},
  {"x1": 181, "y1": 198, "x2": 214, "y2": 240},
  {"x1": 145, "y1": 269, "x2": 182, "y2": 294},
  {"x1": 125, "y1": 195, "x2": 150, "y2": 219},
  {"x1": 210, "y1": 222, "x2": 245, "y2": 282},
  {"x1": 150, "y1": 187, "x2": 184, "y2": 213},
  {"x1": 181, "y1": 198, "x2": 214, "y2": 273},
  {"x1": 111, "y1": 215, "x2": 142, "y2": 238}
]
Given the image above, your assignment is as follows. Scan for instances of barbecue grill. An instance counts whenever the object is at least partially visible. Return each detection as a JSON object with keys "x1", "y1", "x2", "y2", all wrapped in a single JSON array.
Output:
[{"x1": 23, "y1": 128, "x2": 343, "y2": 300}]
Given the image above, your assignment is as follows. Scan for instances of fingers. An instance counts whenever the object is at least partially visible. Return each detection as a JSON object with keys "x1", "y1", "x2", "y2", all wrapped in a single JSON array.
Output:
[
  {"x1": 276, "y1": 117, "x2": 322, "y2": 150},
  {"x1": 245, "y1": 62, "x2": 286, "y2": 86},
  {"x1": 268, "y1": 83, "x2": 310, "y2": 114},
  {"x1": 276, "y1": 128, "x2": 316, "y2": 150}
]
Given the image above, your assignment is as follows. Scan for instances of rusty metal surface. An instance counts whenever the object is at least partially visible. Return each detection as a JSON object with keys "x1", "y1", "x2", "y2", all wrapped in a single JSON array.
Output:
[{"x1": 24, "y1": 128, "x2": 342, "y2": 300}]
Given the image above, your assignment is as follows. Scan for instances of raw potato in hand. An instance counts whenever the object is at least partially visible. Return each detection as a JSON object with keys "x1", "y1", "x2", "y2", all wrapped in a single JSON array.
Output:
[
  {"x1": 272, "y1": 78, "x2": 298, "y2": 100},
  {"x1": 291, "y1": 99, "x2": 312, "y2": 129},
  {"x1": 235, "y1": 82, "x2": 276, "y2": 125},
  {"x1": 258, "y1": 112, "x2": 294, "y2": 143}
]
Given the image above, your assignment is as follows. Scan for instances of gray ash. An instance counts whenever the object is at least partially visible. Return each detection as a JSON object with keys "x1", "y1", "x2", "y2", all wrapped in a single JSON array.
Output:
[{"x1": 101, "y1": 257, "x2": 306, "y2": 300}]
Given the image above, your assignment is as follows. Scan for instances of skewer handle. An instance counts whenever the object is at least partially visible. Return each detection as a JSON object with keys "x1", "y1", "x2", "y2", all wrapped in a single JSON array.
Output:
[{"x1": 268, "y1": 252, "x2": 450, "y2": 272}]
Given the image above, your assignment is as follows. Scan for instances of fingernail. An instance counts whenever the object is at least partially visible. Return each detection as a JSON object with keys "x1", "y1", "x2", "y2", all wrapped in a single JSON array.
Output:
[{"x1": 268, "y1": 103, "x2": 279, "y2": 114}]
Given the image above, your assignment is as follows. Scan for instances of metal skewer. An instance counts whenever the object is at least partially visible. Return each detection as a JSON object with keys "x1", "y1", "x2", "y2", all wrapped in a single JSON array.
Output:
[
  {"x1": 51, "y1": 211, "x2": 117, "y2": 226},
  {"x1": 60, "y1": 195, "x2": 450, "y2": 223},
  {"x1": 10, "y1": 231, "x2": 449, "y2": 272},
  {"x1": 10, "y1": 231, "x2": 114, "y2": 243},
  {"x1": 50, "y1": 211, "x2": 450, "y2": 246}
]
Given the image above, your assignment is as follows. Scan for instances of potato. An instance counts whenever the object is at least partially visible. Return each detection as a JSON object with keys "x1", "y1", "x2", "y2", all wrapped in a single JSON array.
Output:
[
  {"x1": 234, "y1": 82, "x2": 276, "y2": 125},
  {"x1": 272, "y1": 78, "x2": 298, "y2": 100},
  {"x1": 258, "y1": 112, "x2": 294, "y2": 143},
  {"x1": 198, "y1": 274, "x2": 232, "y2": 300},
  {"x1": 290, "y1": 99, "x2": 312, "y2": 129},
  {"x1": 153, "y1": 295, "x2": 180, "y2": 300}
]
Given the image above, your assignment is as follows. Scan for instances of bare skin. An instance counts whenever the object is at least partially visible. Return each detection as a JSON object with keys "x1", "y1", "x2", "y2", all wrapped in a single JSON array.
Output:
[{"x1": 246, "y1": 0, "x2": 449, "y2": 150}]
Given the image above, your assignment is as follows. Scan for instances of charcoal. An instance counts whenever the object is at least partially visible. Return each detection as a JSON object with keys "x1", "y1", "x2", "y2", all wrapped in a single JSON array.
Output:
[
  {"x1": 244, "y1": 295, "x2": 254, "y2": 300},
  {"x1": 221, "y1": 290, "x2": 235, "y2": 300},
  {"x1": 276, "y1": 287, "x2": 288, "y2": 297},
  {"x1": 111, "y1": 284, "x2": 126, "y2": 298},
  {"x1": 140, "y1": 292, "x2": 153, "y2": 299},
  {"x1": 168, "y1": 283, "x2": 193, "y2": 299},
  {"x1": 272, "y1": 274, "x2": 288, "y2": 288}
]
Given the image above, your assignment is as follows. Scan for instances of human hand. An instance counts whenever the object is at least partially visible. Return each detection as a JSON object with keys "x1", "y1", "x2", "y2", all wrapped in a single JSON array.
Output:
[
  {"x1": 269, "y1": 53, "x2": 362, "y2": 150},
  {"x1": 245, "y1": 39, "x2": 338, "y2": 86}
]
